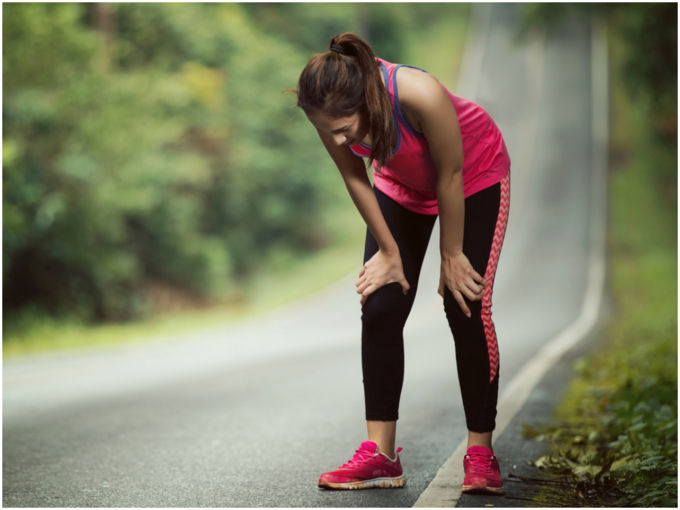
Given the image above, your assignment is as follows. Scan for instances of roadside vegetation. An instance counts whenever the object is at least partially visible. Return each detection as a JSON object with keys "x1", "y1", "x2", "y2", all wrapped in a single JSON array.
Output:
[
  {"x1": 520, "y1": 5, "x2": 677, "y2": 508},
  {"x1": 3, "y1": 3, "x2": 470, "y2": 356}
]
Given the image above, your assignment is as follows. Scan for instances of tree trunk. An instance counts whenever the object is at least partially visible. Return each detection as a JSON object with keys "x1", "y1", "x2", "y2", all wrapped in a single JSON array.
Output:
[{"x1": 91, "y1": 2, "x2": 117, "y2": 72}]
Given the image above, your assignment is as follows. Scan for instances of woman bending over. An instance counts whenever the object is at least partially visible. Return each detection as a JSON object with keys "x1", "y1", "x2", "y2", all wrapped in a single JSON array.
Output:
[{"x1": 292, "y1": 32, "x2": 511, "y2": 495}]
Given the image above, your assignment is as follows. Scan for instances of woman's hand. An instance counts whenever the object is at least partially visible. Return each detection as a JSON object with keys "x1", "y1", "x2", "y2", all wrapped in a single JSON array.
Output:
[
  {"x1": 438, "y1": 252, "x2": 487, "y2": 318},
  {"x1": 356, "y1": 250, "x2": 410, "y2": 306}
]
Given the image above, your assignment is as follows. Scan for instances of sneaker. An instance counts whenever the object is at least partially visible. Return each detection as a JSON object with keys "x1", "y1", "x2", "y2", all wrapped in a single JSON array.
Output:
[
  {"x1": 318, "y1": 441, "x2": 406, "y2": 490},
  {"x1": 462, "y1": 445, "x2": 504, "y2": 495}
]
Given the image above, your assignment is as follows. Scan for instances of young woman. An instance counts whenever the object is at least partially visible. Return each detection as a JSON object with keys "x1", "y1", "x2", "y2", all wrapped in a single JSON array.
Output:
[{"x1": 292, "y1": 33, "x2": 510, "y2": 494}]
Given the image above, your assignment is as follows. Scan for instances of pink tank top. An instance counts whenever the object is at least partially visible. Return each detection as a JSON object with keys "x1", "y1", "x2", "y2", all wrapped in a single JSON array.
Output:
[{"x1": 350, "y1": 59, "x2": 511, "y2": 215}]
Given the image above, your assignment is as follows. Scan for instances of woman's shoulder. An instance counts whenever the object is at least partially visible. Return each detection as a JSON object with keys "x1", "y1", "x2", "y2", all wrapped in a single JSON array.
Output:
[
  {"x1": 396, "y1": 66, "x2": 451, "y2": 127},
  {"x1": 378, "y1": 58, "x2": 446, "y2": 97},
  {"x1": 396, "y1": 66, "x2": 442, "y2": 99}
]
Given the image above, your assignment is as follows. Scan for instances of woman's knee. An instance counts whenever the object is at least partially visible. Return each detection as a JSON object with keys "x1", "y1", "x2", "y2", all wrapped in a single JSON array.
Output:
[{"x1": 361, "y1": 282, "x2": 413, "y2": 331}]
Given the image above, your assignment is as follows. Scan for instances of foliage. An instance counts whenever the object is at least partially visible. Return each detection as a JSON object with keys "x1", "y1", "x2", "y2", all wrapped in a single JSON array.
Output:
[
  {"x1": 241, "y1": 3, "x2": 469, "y2": 65},
  {"x1": 521, "y1": 15, "x2": 678, "y2": 506},
  {"x1": 3, "y1": 3, "x2": 473, "y2": 347},
  {"x1": 3, "y1": 3, "x2": 334, "y2": 323},
  {"x1": 525, "y1": 324, "x2": 677, "y2": 507}
]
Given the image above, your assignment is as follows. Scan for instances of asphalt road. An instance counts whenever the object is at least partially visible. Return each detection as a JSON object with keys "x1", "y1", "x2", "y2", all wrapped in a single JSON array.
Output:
[{"x1": 4, "y1": 4, "x2": 598, "y2": 508}]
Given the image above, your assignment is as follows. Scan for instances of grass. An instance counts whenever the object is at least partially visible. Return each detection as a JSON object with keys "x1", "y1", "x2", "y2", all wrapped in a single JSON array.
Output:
[{"x1": 520, "y1": 25, "x2": 678, "y2": 508}]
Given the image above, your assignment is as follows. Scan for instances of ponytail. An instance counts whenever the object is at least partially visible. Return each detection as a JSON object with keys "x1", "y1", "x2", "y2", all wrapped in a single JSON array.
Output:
[{"x1": 293, "y1": 32, "x2": 396, "y2": 169}]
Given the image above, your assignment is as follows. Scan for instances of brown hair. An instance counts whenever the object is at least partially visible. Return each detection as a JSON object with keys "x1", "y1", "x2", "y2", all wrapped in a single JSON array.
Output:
[{"x1": 292, "y1": 32, "x2": 395, "y2": 169}]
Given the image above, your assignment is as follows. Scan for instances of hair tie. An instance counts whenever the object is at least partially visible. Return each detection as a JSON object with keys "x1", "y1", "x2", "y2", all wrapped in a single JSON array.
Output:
[{"x1": 330, "y1": 44, "x2": 345, "y2": 54}]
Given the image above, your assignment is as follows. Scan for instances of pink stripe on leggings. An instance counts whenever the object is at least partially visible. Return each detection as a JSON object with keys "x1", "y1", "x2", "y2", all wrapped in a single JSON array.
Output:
[{"x1": 481, "y1": 171, "x2": 510, "y2": 384}]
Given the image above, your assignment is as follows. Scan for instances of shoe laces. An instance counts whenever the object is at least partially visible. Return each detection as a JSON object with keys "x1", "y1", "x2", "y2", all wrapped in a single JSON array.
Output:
[
  {"x1": 339, "y1": 448, "x2": 375, "y2": 470},
  {"x1": 465, "y1": 452, "x2": 495, "y2": 474}
]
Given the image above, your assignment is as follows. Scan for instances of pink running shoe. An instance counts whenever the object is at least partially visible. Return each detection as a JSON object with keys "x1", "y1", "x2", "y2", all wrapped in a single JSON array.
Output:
[
  {"x1": 462, "y1": 445, "x2": 504, "y2": 495},
  {"x1": 318, "y1": 441, "x2": 406, "y2": 490}
]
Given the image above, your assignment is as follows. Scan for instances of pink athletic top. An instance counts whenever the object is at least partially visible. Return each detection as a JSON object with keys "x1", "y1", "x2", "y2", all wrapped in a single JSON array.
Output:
[{"x1": 350, "y1": 59, "x2": 511, "y2": 215}]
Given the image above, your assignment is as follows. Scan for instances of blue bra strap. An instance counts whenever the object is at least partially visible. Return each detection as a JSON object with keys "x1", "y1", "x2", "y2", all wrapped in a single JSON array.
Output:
[{"x1": 392, "y1": 64, "x2": 427, "y2": 139}]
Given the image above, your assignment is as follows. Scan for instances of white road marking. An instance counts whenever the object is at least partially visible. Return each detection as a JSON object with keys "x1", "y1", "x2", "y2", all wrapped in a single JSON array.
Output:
[{"x1": 413, "y1": 14, "x2": 609, "y2": 509}]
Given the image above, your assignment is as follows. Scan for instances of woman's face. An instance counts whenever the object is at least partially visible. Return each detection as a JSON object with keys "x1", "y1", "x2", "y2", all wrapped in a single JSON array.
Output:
[{"x1": 305, "y1": 111, "x2": 368, "y2": 147}]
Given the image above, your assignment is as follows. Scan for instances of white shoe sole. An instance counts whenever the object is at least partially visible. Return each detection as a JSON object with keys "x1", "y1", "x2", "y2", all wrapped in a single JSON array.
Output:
[{"x1": 319, "y1": 475, "x2": 406, "y2": 490}]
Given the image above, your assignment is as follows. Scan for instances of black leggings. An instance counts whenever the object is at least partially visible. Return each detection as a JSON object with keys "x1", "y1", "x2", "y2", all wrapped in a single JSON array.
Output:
[{"x1": 361, "y1": 172, "x2": 510, "y2": 432}]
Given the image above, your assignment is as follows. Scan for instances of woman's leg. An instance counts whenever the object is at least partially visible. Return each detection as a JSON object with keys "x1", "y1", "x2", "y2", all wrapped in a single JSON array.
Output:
[
  {"x1": 443, "y1": 172, "x2": 510, "y2": 448},
  {"x1": 362, "y1": 186, "x2": 437, "y2": 455}
]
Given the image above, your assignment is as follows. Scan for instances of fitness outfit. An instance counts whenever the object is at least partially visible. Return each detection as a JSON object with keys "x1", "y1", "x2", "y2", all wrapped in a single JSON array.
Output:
[{"x1": 350, "y1": 59, "x2": 511, "y2": 432}]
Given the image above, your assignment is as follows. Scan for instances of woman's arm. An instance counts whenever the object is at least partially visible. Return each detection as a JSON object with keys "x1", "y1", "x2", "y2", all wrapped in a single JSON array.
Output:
[
  {"x1": 315, "y1": 129, "x2": 410, "y2": 304},
  {"x1": 398, "y1": 69, "x2": 487, "y2": 317}
]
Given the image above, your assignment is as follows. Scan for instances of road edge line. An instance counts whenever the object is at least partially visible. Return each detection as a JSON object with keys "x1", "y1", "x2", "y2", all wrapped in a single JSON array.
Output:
[{"x1": 413, "y1": 17, "x2": 609, "y2": 509}]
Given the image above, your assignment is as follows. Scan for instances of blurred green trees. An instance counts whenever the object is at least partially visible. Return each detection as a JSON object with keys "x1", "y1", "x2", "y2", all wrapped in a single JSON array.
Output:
[
  {"x1": 3, "y1": 2, "x2": 470, "y2": 327},
  {"x1": 3, "y1": 3, "x2": 333, "y2": 322}
]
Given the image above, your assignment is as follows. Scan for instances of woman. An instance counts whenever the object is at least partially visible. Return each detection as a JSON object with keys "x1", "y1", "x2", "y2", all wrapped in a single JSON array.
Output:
[{"x1": 292, "y1": 32, "x2": 510, "y2": 494}]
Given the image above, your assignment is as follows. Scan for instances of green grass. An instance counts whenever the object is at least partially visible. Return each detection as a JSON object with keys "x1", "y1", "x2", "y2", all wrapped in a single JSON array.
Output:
[{"x1": 521, "y1": 27, "x2": 677, "y2": 508}]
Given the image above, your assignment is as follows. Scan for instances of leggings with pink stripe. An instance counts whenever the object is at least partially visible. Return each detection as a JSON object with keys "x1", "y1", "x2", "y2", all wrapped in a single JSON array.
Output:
[{"x1": 361, "y1": 171, "x2": 510, "y2": 432}]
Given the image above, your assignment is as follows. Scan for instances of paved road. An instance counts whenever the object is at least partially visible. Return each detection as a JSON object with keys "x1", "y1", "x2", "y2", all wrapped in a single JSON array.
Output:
[{"x1": 4, "y1": 4, "x2": 597, "y2": 507}]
